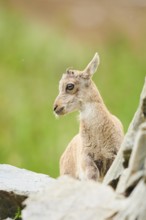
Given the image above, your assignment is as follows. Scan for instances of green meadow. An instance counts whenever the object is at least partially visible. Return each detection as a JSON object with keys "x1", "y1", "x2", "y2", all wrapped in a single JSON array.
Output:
[{"x1": 0, "y1": 7, "x2": 146, "y2": 177}]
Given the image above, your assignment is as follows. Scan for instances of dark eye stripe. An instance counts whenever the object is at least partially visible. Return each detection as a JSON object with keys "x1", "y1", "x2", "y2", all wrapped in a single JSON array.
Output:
[{"x1": 66, "y1": 83, "x2": 74, "y2": 91}]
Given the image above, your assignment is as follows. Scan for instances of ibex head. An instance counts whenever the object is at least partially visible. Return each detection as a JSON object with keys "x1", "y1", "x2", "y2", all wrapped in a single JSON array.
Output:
[{"x1": 53, "y1": 53, "x2": 100, "y2": 116}]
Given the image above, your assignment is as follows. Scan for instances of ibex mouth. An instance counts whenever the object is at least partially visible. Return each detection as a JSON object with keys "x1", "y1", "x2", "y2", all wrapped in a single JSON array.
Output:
[{"x1": 54, "y1": 106, "x2": 65, "y2": 115}]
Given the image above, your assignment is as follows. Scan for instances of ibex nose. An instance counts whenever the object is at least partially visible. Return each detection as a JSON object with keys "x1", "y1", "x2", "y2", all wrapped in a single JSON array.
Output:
[{"x1": 53, "y1": 104, "x2": 58, "y2": 112}]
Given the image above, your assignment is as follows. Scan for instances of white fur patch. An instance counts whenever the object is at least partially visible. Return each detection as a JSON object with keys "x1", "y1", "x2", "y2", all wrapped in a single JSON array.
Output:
[{"x1": 80, "y1": 103, "x2": 97, "y2": 121}]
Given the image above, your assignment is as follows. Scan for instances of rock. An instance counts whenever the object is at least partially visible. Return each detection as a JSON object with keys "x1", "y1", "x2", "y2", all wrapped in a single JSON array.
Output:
[
  {"x1": 116, "y1": 122, "x2": 146, "y2": 195},
  {"x1": 114, "y1": 179, "x2": 146, "y2": 220},
  {"x1": 0, "y1": 164, "x2": 55, "y2": 195},
  {"x1": 0, "y1": 164, "x2": 54, "y2": 220},
  {"x1": 22, "y1": 176, "x2": 123, "y2": 220},
  {"x1": 104, "y1": 78, "x2": 146, "y2": 187}
]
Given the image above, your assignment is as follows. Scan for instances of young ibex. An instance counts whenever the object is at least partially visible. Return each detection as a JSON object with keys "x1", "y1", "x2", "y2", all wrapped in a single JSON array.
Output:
[{"x1": 53, "y1": 53, "x2": 124, "y2": 182}]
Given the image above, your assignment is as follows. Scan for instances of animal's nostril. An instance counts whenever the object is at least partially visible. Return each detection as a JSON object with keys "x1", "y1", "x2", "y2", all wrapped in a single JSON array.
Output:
[{"x1": 53, "y1": 105, "x2": 58, "y2": 112}]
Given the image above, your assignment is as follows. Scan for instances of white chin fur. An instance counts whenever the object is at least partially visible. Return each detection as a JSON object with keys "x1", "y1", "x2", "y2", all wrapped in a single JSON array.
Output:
[
  {"x1": 54, "y1": 112, "x2": 59, "y2": 119},
  {"x1": 80, "y1": 103, "x2": 96, "y2": 120}
]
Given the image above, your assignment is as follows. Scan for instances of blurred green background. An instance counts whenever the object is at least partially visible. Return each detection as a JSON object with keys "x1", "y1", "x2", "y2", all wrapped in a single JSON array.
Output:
[{"x1": 0, "y1": 1, "x2": 146, "y2": 177}]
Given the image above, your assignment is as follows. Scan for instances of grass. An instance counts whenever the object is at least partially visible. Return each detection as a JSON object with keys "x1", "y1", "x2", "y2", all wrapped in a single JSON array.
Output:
[
  {"x1": 0, "y1": 6, "x2": 146, "y2": 178},
  {"x1": 14, "y1": 207, "x2": 21, "y2": 220}
]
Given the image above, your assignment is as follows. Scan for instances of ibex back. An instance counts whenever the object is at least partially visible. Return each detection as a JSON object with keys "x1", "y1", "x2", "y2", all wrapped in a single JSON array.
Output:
[{"x1": 54, "y1": 53, "x2": 124, "y2": 182}]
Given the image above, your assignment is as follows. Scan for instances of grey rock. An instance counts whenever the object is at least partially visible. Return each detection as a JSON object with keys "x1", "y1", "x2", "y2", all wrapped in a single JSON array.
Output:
[
  {"x1": 114, "y1": 179, "x2": 146, "y2": 220},
  {"x1": 104, "y1": 78, "x2": 146, "y2": 186},
  {"x1": 0, "y1": 164, "x2": 54, "y2": 220},
  {"x1": 0, "y1": 164, "x2": 55, "y2": 196},
  {"x1": 22, "y1": 176, "x2": 123, "y2": 220}
]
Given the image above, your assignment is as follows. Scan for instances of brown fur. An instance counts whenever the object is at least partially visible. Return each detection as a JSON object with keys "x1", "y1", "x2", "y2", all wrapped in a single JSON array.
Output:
[{"x1": 54, "y1": 53, "x2": 124, "y2": 182}]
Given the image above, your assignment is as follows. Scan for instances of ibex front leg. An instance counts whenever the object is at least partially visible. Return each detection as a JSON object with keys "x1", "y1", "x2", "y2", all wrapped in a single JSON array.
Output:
[{"x1": 80, "y1": 153, "x2": 100, "y2": 181}]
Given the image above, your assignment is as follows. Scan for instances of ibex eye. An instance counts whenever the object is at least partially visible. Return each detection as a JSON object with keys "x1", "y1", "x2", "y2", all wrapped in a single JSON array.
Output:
[{"x1": 66, "y1": 83, "x2": 74, "y2": 91}]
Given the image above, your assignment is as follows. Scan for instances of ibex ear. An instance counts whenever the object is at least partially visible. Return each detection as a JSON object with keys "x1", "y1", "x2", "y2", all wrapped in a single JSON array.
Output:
[{"x1": 84, "y1": 53, "x2": 100, "y2": 77}]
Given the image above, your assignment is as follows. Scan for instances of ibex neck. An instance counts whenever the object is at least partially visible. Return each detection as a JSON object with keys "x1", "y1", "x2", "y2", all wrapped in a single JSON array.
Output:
[
  {"x1": 79, "y1": 102, "x2": 108, "y2": 124},
  {"x1": 79, "y1": 101, "x2": 110, "y2": 148}
]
